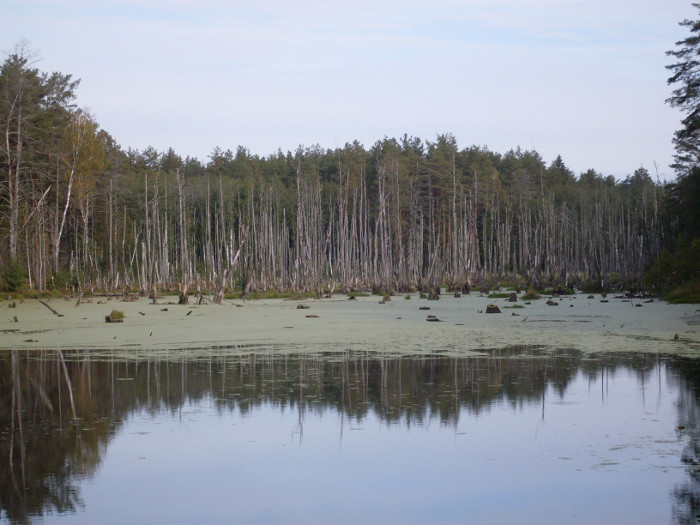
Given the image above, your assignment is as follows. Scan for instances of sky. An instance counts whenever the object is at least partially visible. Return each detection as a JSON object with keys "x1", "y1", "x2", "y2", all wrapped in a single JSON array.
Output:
[{"x1": 1, "y1": 0, "x2": 697, "y2": 180}]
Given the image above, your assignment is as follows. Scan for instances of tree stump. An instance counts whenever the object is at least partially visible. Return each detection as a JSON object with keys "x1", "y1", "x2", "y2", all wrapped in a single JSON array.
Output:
[
  {"x1": 178, "y1": 284, "x2": 189, "y2": 305},
  {"x1": 486, "y1": 304, "x2": 501, "y2": 313}
]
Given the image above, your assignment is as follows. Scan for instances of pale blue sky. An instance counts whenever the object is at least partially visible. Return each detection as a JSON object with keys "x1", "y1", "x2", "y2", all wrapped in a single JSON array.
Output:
[{"x1": 1, "y1": 0, "x2": 696, "y2": 179}]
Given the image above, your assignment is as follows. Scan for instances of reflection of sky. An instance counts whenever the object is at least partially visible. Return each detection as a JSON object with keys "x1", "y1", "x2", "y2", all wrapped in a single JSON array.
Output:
[{"x1": 55, "y1": 367, "x2": 683, "y2": 525}]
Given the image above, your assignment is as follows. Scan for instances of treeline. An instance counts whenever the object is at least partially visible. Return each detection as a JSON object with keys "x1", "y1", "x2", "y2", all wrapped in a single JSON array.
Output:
[{"x1": 0, "y1": 43, "x2": 672, "y2": 296}]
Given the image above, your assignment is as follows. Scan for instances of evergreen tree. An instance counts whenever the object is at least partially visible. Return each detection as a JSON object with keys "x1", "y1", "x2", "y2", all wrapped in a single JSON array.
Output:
[{"x1": 666, "y1": 3, "x2": 700, "y2": 173}]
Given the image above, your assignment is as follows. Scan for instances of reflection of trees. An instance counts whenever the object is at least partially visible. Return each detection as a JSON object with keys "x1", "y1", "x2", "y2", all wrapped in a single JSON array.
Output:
[
  {"x1": 668, "y1": 357, "x2": 700, "y2": 525},
  {"x1": 0, "y1": 351, "x2": 121, "y2": 524},
  {"x1": 0, "y1": 347, "x2": 677, "y2": 523}
]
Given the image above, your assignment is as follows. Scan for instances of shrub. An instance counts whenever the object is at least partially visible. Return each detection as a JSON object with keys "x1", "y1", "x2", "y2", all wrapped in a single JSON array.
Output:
[
  {"x1": 522, "y1": 288, "x2": 541, "y2": 300},
  {"x1": 580, "y1": 280, "x2": 605, "y2": 293},
  {"x1": 50, "y1": 270, "x2": 75, "y2": 291},
  {"x1": 645, "y1": 238, "x2": 700, "y2": 291},
  {"x1": 545, "y1": 286, "x2": 574, "y2": 296},
  {"x1": 666, "y1": 280, "x2": 700, "y2": 304},
  {"x1": 2, "y1": 263, "x2": 27, "y2": 292}
]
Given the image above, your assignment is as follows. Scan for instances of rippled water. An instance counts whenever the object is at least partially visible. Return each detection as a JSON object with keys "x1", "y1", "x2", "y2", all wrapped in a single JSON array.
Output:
[{"x1": 1, "y1": 348, "x2": 700, "y2": 524}]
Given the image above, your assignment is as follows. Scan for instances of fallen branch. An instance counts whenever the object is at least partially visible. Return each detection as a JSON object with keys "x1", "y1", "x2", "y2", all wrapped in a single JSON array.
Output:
[{"x1": 39, "y1": 300, "x2": 60, "y2": 316}]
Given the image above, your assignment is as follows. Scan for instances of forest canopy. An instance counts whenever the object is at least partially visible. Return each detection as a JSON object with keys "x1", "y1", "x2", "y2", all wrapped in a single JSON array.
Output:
[{"x1": 0, "y1": 38, "x2": 694, "y2": 299}]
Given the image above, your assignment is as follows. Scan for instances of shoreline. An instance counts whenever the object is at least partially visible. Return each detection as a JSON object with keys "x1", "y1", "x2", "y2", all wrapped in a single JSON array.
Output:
[{"x1": 1, "y1": 293, "x2": 698, "y2": 358}]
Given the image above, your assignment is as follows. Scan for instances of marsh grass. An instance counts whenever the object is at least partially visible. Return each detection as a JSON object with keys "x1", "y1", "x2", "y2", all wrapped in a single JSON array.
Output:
[
  {"x1": 224, "y1": 290, "x2": 316, "y2": 300},
  {"x1": 665, "y1": 280, "x2": 700, "y2": 304},
  {"x1": 108, "y1": 310, "x2": 125, "y2": 320},
  {"x1": 522, "y1": 288, "x2": 541, "y2": 300}
]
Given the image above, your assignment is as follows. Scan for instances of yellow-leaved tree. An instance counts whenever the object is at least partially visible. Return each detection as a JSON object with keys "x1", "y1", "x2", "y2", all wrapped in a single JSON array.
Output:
[{"x1": 53, "y1": 109, "x2": 106, "y2": 277}]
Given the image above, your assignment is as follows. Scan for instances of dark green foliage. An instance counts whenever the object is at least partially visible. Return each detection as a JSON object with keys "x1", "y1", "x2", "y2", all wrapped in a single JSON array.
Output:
[
  {"x1": 666, "y1": 167, "x2": 700, "y2": 241},
  {"x1": 665, "y1": 280, "x2": 700, "y2": 303},
  {"x1": 654, "y1": 7, "x2": 700, "y2": 303},
  {"x1": 580, "y1": 280, "x2": 606, "y2": 294},
  {"x1": 666, "y1": 3, "x2": 700, "y2": 173},
  {"x1": 49, "y1": 270, "x2": 75, "y2": 291},
  {"x1": 1, "y1": 262, "x2": 26, "y2": 292},
  {"x1": 644, "y1": 237, "x2": 700, "y2": 293}
]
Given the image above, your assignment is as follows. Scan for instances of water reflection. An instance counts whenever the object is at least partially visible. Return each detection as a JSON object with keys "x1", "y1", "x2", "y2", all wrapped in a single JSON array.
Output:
[
  {"x1": 669, "y1": 357, "x2": 700, "y2": 525},
  {"x1": 0, "y1": 347, "x2": 698, "y2": 524}
]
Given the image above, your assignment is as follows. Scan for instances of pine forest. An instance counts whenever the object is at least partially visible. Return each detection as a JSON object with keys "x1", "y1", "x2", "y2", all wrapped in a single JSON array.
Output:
[{"x1": 0, "y1": 42, "x2": 696, "y2": 300}]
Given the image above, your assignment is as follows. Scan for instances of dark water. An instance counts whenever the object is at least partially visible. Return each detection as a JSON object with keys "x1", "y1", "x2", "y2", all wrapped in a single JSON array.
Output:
[{"x1": 2, "y1": 348, "x2": 700, "y2": 524}]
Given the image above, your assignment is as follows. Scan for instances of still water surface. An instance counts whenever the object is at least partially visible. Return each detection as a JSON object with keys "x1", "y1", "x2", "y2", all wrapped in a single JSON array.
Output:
[{"x1": 2, "y1": 348, "x2": 700, "y2": 524}]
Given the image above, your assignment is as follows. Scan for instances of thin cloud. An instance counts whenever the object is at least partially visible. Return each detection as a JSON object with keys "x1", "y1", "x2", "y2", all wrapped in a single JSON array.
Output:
[{"x1": 1, "y1": 0, "x2": 694, "y2": 179}]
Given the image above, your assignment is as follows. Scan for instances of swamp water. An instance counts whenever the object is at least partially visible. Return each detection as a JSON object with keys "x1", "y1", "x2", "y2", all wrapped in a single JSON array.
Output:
[{"x1": 2, "y1": 348, "x2": 700, "y2": 524}]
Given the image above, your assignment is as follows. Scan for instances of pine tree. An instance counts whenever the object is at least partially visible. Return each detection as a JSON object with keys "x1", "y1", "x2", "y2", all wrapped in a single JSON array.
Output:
[{"x1": 666, "y1": 3, "x2": 700, "y2": 173}]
